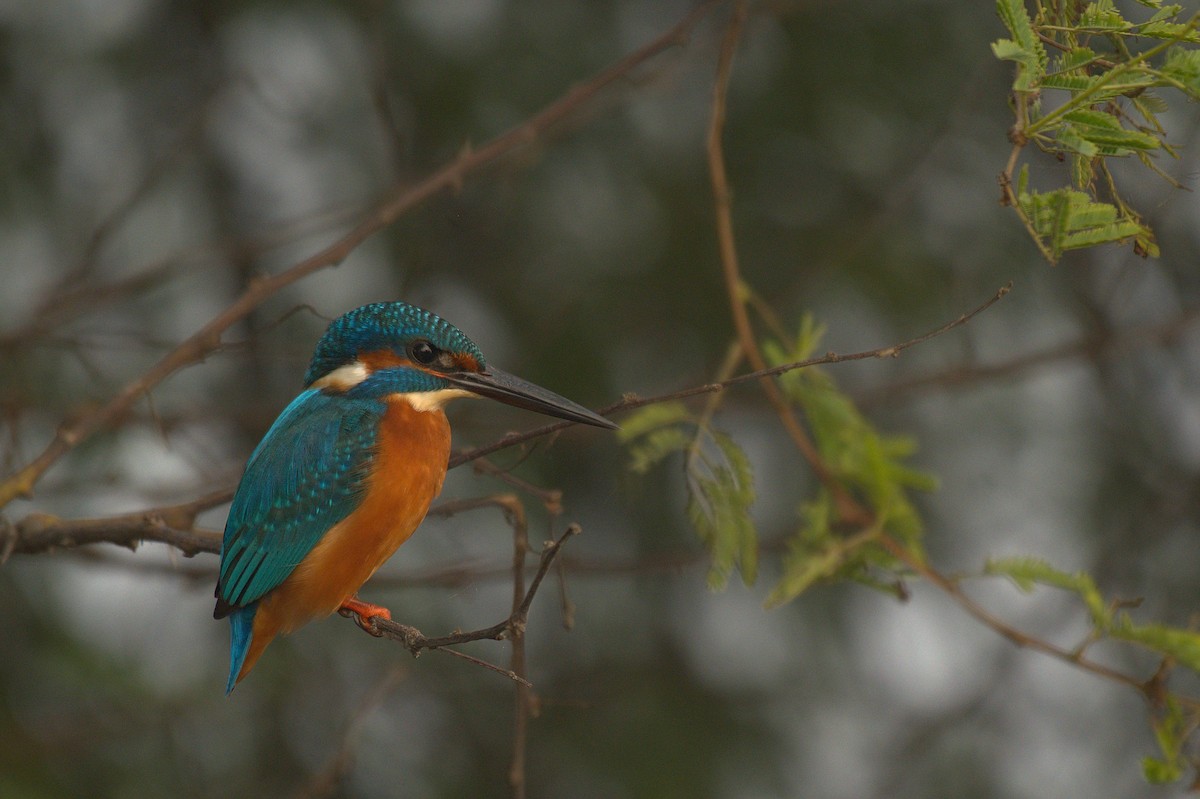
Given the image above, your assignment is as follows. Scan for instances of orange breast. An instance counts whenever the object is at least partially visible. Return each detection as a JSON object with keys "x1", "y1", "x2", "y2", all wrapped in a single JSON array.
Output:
[{"x1": 254, "y1": 399, "x2": 451, "y2": 637}]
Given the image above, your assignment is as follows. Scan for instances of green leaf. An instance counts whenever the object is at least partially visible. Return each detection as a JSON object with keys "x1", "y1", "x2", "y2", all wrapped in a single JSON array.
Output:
[
  {"x1": 1147, "y1": 4, "x2": 1183, "y2": 22},
  {"x1": 994, "y1": 0, "x2": 1047, "y2": 91},
  {"x1": 1059, "y1": 219, "x2": 1146, "y2": 250},
  {"x1": 1109, "y1": 618, "x2": 1200, "y2": 672},
  {"x1": 1070, "y1": 153, "x2": 1093, "y2": 189},
  {"x1": 1161, "y1": 47, "x2": 1200, "y2": 98},
  {"x1": 985, "y1": 557, "x2": 1109, "y2": 624},
  {"x1": 627, "y1": 426, "x2": 692, "y2": 473},
  {"x1": 616, "y1": 401, "x2": 692, "y2": 442},
  {"x1": 1055, "y1": 124, "x2": 1101, "y2": 157},
  {"x1": 1039, "y1": 73, "x2": 1097, "y2": 92},
  {"x1": 765, "y1": 539, "x2": 845, "y2": 608},
  {"x1": 1062, "y1": 109, "x2": 1162, "y2": 151},
  {"x1": 1079, "y1": 0, "x2": 1130, "y2": 31},
  {"x1": 620, "y1": 399, "x2": 760, "y2": 589},
  {"x1": 1016, "y1": 186, "x2": 1151, "y2": 259},
  {"x1": 1143, "y1": 698, "x2": 1187, "y2": 784},
  {"x1": 1141, "y1": 20, "x2": 1200, "y2": 43},
  {"x1": 1142, "y1": 756, "x2": 1183, "y2": 784},
  {"x1": 765, "y1": 496, "x2": 839, "y2": 608},
  {"x1": 1049, "y1": 46, "x2": 1100, "y2": 74},
  {"x1": 685, "y1": 428, "x2": 757, "y2": 590},
  {"x1": 760, "y1": 323, "x2": 937, "y2": 607}
]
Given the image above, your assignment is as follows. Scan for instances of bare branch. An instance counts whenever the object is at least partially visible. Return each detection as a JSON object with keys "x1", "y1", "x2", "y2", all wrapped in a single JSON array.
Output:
[
  {"x1": 0, "y1": 0, "x2": 728, "y2": 511},
  {"x1": 343, "y1": 524, "x2": 580, "y2": 659},
  {"x1": 293, "y1": 666, "x2": 409, "y2": 799},
  {"x1": 3, "y1": 490, "x2": 228, "y2": 561}
]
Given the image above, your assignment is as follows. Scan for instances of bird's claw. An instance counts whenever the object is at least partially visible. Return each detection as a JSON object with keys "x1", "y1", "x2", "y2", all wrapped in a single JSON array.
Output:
[{"x1": 339, "y1": 597, "x2": 392, "y2": 636}]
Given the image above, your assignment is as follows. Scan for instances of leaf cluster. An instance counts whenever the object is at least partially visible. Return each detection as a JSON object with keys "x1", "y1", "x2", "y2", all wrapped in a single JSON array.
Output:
[
  {"x1": 618, "y1": 401, "x2": 758, "y2": 591},
  {"x1": 993, "y1": 0, "x2": 1199, "y2": 261},
  {"x1": 619, "y1": 316, "x2": 937, "y2": 606},
  {"x1": 762, "y1": 318, "x2": 936, "y2": 608}
]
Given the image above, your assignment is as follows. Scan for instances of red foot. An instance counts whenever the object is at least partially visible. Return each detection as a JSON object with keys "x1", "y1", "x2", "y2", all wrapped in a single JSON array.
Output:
[{"x1": 338, "y1": 597, "x2": 392, "y2": 636}]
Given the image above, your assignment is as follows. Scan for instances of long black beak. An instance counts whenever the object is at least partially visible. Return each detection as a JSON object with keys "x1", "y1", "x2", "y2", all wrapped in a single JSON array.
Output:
[{"x1": 444, "y1": 366, "x2": 617, "y2": 429}]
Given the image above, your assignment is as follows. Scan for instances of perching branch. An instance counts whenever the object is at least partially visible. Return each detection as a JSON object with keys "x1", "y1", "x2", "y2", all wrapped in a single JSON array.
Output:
[{"x1": 340, "y1": 523, "x2": 581, "y2": 679}]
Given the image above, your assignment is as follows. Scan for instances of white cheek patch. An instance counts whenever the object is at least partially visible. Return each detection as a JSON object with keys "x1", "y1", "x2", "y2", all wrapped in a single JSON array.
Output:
[
  {"x1": 310, "y1": 362, "x2": 369, "y2": 390},
  {"x1": 396, "y1": 388, "x2": 477, "y2": 412}
]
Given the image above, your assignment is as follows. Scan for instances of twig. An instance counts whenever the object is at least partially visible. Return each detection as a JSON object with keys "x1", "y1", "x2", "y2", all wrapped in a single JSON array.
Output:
[
  {"x1": 0, "y1": 0, "x2": 728, "y2": 511},
  {"x1": 294, "y1": 666, "x2": 408, "y2": 799},
  {"x1": 473, "y1": 458, "x2": 564, "y2": 514},
  {"x1": 875, "y1": 534, "x2": 1147, "y2": 692},
  {"x1": 349, "y1": 525, "x2": 581, "y2": 659},
  {"x1": 857, "y1": 304, "x2": 1200, "y2": 407},
  {"x1": 505, "y1": 496, "x2": 533, "y2": 799},
  {"x1": 706, "y1": 0, "x2": 868, "y2": 525},
  {"x1": 450, "y1": 283, "x2": 1013, "y2": 467}
]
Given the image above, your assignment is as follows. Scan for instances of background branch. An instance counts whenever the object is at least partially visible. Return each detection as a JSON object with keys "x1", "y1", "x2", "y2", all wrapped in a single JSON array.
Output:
[{"x1": 0, "y1": 0, "x2": 728, "y2": 511}]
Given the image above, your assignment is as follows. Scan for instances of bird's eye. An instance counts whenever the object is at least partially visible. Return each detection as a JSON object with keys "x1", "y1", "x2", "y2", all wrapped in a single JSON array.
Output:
[{"x1": 409, "y1": 340, "x2": 438, "y2": 366}]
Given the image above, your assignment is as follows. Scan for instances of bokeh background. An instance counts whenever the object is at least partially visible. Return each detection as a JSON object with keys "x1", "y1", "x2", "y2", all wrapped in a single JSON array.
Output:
[{"x1": 3, "y1": 1, "x2": 1200, "y2": 797}]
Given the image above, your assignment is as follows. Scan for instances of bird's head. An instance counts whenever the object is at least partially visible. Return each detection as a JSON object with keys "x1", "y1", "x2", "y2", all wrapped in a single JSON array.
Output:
[{"x1": 304, "y1": 301, "x2": 616, "y2": 429}]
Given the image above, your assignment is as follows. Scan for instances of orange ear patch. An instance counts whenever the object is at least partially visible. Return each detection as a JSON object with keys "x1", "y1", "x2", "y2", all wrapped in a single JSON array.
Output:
[{"x1": 359, "y1": 350, "x2": 411, "y2": 371}]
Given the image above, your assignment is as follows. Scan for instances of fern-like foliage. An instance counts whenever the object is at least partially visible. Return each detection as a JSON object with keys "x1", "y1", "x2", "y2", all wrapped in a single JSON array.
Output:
[
  {"x1": 985, "y1": 555, "x2": 1200, "y2": 782},
  {"x1": 762, "y1": 317, "x2": 936, "y2": 607},
  {"x1": 994, "y1": 0, "x2": 1199, "y2": 261},
  {"x1": 618, "y1": 400, "x2": 757, "y2": 589},
  {"x1": 620, "y1": 316, "x2": 936, "y2": 605}
]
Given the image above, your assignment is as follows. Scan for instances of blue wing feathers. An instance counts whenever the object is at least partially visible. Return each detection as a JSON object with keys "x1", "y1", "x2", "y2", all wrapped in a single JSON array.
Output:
[{"x1": 215, "y1": 390, "x2": 384, "y2": 615}]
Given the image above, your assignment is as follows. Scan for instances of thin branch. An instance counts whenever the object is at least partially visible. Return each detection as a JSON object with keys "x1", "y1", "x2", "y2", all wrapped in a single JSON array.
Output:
[
  {"x1": 348, "y1": 524, "x2": 580, "y2": 659},
  {"x1": 706, "y1": 0, "x2": 867, "y2": 525},
  {"x1": 857, "y1": 304, "x2": 1200, "y2": 407},
  {"x1": 875, "y1": 535, "x2": 1156, "y2": 694},
  {"x1": 504, "y1": 495, "x2": 533, "y2": 799},
  {"x1": 450, "y1": 283, "x2": 1013, "y2": 467},
  {"x1": 3, "y1": 490, "x2": 229, "y2": 561},
  {"x1": 294, "y1": 666, "x2": 409, "y2": 799},
  {"x1": 472, "y1": 458, "x2": 564, "y2": 514},
  {"x1": 0, "y1": 0, "x2": 728, "y2": 511}
]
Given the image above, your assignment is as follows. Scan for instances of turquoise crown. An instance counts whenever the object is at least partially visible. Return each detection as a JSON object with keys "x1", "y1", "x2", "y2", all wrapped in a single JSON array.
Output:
[{"x1": 303, "y1": 302, "x2": 485, "y2": 387}]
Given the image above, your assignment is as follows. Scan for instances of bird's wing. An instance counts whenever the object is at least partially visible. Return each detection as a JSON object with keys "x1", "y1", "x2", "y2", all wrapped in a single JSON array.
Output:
[{"x1": 214, "y1": 389, "x2": 384, "y2": 616}]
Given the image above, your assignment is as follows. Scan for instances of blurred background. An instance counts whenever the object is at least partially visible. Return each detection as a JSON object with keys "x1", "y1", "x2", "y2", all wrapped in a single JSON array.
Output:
[{"x1": 3, "y1": 1, "x2": 1200, "y2": 797}]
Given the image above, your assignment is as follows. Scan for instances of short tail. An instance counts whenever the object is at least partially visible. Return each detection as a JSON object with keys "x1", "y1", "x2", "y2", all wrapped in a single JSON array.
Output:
[{"x1": 226, "y1": 604, "x2": 257, "y2": 695}]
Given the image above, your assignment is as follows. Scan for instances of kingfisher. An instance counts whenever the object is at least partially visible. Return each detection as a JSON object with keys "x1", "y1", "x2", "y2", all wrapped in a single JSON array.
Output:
[{"x1": 214, "y1": 301, "x2": 615, "y2": 693}]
